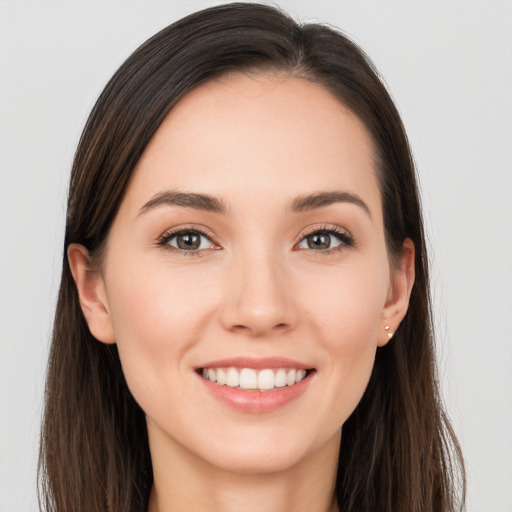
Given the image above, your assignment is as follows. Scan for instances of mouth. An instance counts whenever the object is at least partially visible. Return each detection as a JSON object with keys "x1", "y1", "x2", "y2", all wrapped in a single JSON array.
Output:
[
  {"x1": 197, "y1": 366, "x2": 315, "y2": 392},
  {"x1": 195, "y1": 357, "x2": 316, "y2": 412}
]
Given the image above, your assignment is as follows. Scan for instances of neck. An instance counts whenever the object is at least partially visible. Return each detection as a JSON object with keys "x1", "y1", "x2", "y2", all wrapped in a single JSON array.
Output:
[{"x1": 146, "y1": 422, "x2": 340, "y2": 512}]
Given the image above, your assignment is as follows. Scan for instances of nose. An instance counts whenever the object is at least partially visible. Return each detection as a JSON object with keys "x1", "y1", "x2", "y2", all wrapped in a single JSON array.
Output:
[{"x1": 220, "y1": 250, "x2": 299, "y2": 337}]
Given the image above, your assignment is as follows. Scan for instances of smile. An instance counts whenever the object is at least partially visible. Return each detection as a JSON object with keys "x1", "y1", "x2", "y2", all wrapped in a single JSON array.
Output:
[{"x1": 200, "y1": 367, "x2": 310, "y2": 391}]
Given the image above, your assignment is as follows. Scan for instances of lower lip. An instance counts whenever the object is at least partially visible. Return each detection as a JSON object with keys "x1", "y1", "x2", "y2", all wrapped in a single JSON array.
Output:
[{"x1": 198, "y1": 372, "x2": 313, "y2": 413}]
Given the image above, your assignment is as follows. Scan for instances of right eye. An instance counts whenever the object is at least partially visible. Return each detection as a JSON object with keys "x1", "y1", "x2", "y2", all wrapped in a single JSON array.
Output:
[
  {"x1": 295, "y1": 226, "x2": 355, "y2": 254},
  {"x1": 158, "y1": 229, "x2": 217, "y2": 254}
]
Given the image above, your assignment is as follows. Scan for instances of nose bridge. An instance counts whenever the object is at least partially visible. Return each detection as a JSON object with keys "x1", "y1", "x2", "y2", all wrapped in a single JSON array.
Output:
[{"x1": 221, "y1": 243, "x2": 297, "y2": 336}]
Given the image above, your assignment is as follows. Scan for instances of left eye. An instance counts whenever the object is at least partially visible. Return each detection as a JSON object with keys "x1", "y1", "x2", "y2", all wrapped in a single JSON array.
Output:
[
  {"x1": 297, "y1": 231, "x2": 345, "y2": 251},
  {"x1": 166, "y1": 231, "x2": 214, "y2": 251}
]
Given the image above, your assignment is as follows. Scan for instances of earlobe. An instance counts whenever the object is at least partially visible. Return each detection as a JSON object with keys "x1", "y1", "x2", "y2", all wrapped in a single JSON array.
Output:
[
  {"x1": 379, "y1": 238, "x2": 415, "y2": 347},
  {"x1": 67, "y1": 243, "x2": 116, "y2": 344}
]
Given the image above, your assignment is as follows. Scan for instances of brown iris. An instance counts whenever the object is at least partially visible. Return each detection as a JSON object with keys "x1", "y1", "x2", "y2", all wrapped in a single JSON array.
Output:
[
  {"x1": 306, "y1": 233, "x2": 332, "y2": 250},
  {"x1": 176, "y1": 232, "x2": 202, "y2": 250}
]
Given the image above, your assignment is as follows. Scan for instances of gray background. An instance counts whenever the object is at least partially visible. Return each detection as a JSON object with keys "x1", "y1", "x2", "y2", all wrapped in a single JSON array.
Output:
[{"x1": 1, "y1": 1, "x2": 511, "y2": 511}]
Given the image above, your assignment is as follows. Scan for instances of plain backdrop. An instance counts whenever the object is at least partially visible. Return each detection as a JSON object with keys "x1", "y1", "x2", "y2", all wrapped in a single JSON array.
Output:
[{"x1": 0, "y1": 1, "x2": 511, "y2": 511}]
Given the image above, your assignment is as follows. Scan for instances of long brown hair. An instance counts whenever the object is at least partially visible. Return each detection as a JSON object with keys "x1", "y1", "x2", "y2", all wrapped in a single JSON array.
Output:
[{"x1": 39, "y1": 3, "x2": 465, "y2": 511}]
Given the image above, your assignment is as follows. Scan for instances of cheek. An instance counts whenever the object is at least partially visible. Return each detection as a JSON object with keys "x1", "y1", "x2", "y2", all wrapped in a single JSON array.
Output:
[
  {"x1": 304, "y1": 260, "x2": 388, "y2": 342},
  {"x1": 108, "y1": 258, "x2": 214, "y2": 333},
  {"x1": 103, "y1": 260, "x2": 218, "y2": 393},
  {"x1": 301, "y1": 261, "x2": 388, "y2": 410}
]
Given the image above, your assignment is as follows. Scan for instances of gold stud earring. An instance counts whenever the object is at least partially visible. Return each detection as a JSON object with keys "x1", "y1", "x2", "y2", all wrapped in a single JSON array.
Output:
[{"x1": 384, "y1": 325, "x2": 394, "y2": 340}]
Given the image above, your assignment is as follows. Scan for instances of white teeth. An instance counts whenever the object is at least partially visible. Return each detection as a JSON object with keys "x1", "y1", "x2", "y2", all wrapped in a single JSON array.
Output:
[
  {"x1": 226, "y1": 367, "x2": 240, "y2": 387},
  {"x1": 286, "y1": 369, "x2": 296, "y2": 386},
  {"x1": 216, "y1": 368, "x2": 227, "y2": 385},
  {"x1": 257, "y1": 369, "x2": 275, "y2": 390},
  {"x1": 239, "y1": 368, "x2": 257, "y2": 389},
  {"x1": 201, "y1": 366, "x2": 309, "y2": 391},
  {"x1": 275, "y1": 368, "x2": 287, "y2": 388}
]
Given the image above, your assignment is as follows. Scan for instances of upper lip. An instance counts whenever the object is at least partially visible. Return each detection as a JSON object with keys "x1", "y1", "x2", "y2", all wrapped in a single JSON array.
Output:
[{"x1": 196, "y1": 356, "x2": 313, "y2": 370}]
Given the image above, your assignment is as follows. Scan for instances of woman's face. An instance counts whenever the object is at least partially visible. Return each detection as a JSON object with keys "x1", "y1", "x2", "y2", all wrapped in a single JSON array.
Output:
[{"x1": 73, "y1": 73, "x2": 413, "y2": 474}]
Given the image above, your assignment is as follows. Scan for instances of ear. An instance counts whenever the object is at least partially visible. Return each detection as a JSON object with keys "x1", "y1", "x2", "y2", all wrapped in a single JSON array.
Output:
[
  {"x1": 67, "y1": 243, "x2": 116, "y2": 344},
  {"x1": 379, "y1": 238, "x2": 415, "y2": 347}
]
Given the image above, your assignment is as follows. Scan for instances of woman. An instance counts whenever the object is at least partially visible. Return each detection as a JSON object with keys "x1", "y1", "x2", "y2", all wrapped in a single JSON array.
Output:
[{"x1": 38, "y1": 3, "x2": 465, "y2": 511}]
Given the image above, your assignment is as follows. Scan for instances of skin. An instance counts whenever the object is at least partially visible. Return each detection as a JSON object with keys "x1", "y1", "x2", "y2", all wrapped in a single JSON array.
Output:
[{"x1": 69, "y1": 73, "x2": 415, "y2": 512}]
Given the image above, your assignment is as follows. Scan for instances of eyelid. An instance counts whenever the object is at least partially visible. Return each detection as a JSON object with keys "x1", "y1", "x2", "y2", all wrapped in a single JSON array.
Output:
[
  {"x1": 156, "y1": 225, "x2": 220, "y2": 253},
  {"x1": 155, "y1": 223, "x2": 354, "y2": 255},
  {"x1": 294, "y1": 224, "x2": 355, "y2": 252}
]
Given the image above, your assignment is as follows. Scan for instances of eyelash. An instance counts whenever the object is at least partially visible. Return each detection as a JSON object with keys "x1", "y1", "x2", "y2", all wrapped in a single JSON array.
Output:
[
  {"x1": 156, "y1": 225, "x2": 355, "y2": 257},
  {"x1": 297, "y1": 225, "x2": 355, "y2": 254},
  {"x1": 156, "y1": 226, "x2": 217, "y2": 256}
]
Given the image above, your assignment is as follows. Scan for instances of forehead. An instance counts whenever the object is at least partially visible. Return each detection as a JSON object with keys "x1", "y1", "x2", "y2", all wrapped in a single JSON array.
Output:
[{"x1": 126, "y1": 73, "x2": 381, "y2": 217}]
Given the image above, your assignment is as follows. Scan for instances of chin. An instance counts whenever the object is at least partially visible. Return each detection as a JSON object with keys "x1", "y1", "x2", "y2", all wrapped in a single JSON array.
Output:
[
  {"x1": 204, "y1": 443, "x2": 311, "y2": 475},
  {"x1": 189, "y1": 423, "x2": 339, "y2": 476}
]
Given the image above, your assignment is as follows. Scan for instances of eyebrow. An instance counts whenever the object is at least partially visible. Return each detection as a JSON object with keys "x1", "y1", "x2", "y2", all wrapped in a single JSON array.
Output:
[
  {"x1": 140, "y1": 190, "x2": 229, "y2": 215},
  {"x1": 139, "y1": 189, "x2": 371, "y2": 218},
  {"x1": 289, "y1": 191, "x2": 371, "y2": 218}
]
